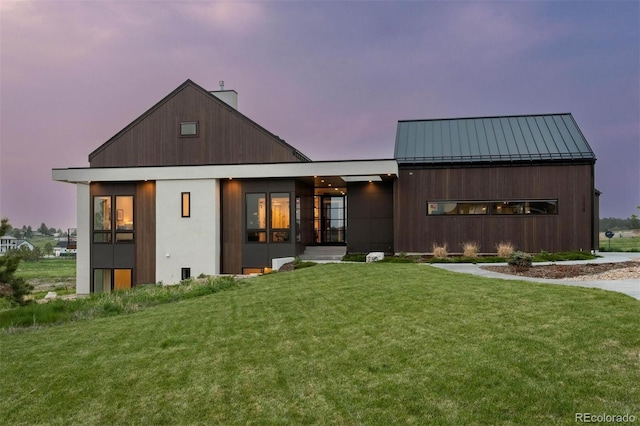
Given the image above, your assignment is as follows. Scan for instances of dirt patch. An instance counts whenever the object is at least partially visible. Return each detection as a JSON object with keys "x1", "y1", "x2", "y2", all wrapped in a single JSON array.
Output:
[
  {"x1": 482, "y1": 260, "x2": 640, "y2": 280},
  {"x1": 28, "y1": 278, "x2": 76, "y2": 292}
]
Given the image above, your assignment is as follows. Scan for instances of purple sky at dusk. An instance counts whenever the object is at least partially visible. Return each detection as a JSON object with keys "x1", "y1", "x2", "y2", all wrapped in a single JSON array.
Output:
[{"x1": 1, "y1": 1, "x2": 638, "y2": 230}]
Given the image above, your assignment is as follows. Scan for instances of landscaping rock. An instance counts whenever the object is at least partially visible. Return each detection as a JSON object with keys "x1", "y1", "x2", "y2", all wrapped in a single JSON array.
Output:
[
  {"x1": 366, "y1": 252, "x2": 385, "y2": 263},
  {"x1": 44, "y1": 291, "x2": 58, "y2": 300}
]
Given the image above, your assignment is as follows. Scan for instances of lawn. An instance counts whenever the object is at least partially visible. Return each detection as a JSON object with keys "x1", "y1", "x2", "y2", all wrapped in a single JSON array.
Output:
[
  {"x1": 1, "y1": 263, "x2": 639, "y2": 425},
  {"x1": 600, "y1": 235, "x2": 640, "y2": 252},
  {"x1": 14, "y1": 258, "x2": 76, "y2": 281}
]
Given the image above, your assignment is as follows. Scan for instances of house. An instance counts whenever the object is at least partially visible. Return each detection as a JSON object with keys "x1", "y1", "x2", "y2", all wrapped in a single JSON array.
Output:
[
  {"x1": 0, "y1": 235, "x2": 18, "y2": 254},
  {"x1": 53, "y1": 240, "x2": 77, "y2": 257},
  {"x1": 0, "y1": 236, "x2": 34, "y2": 254},
  {"x1": 53, "y1": 79, "x2": 597, "y2": 295}
]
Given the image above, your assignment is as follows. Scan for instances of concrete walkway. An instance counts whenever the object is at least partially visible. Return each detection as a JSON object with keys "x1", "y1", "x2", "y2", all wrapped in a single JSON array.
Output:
[{"x1": 429, "y1": 252, "x2": 640, "y2": 300}]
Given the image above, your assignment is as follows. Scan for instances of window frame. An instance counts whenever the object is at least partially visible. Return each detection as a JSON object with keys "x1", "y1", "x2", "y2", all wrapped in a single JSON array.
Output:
[
  {"x1": 427, "y1": 200, "x2": 559, "y2": 216},
  {"x1": 270, "y1": 192, "x2": 291, "y2": 243},
  {"x1": 179, "y1": 121, "x2": 199, "y2": 137},
  {"x1": 181, "y1": 192, "x2": 191, "y2": 218},
  {"x1": 246, "y1": 192, "x2": 267, "y2": 243}
]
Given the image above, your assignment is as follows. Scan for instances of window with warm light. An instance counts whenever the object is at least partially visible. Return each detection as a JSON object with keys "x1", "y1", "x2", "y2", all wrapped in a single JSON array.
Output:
[
  {"x1": 181, "y1": 192, "x2": 190, "y2": 217},
  {"x1": 115, "y1": 196, "x2": 134, "y2": 242},
  {"x1": 428, "y1": 200, "x2": 558, "y2": 216},
  {"x1": 271, "y1": 193, "x2": 290, "y2": 242}
]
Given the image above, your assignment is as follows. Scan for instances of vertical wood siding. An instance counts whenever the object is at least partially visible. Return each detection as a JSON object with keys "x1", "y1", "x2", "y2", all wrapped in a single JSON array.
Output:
[
  {"x1": 394, "y1": 163, "x2": 594, "y2": 253},
  {"x1": 221, "y1": 179, "x2": 243, "y2": 274},
  {"x1": 135, "y1": 181, "x2": 156, "y2": 284},
  {"x1": 90, "y1": 84, "x2": 306, "y2": 167}
]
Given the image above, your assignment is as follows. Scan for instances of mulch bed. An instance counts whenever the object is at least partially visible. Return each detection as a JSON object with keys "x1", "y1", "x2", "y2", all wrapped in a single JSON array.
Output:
[{"x1": 481, "y1": 261, "x2": 639, "y2": 279}]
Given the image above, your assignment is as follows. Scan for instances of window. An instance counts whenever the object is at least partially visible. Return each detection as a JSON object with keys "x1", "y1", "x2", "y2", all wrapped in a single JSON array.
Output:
[
  {"x1": 181, "y1": 268, "x2": 191, "y2": 280},
  {"x1": 93, "y1": 269, "x2": 112, "y2": 293},
  {"x1": 271, "y1": 193, "x2": 290, "y2": 242},
  {"x1": 295, "y1": 196, "x2": 301, "y2": 243},
  {"x1": 493, "y1": 200, "x2": 558, "y2": 215},
  {"x1": 92, "y1": 268, "x2": 132, "y2": 293},
  {"x1": 114, "y1": 269, "x2": 132, "y2": 290},
  {"x1": 115, "y1": 196, "x2": 134, "y2": 242},
  {"x1": 246, "y1": 193, "x2": 267, "y2": 242},
  {"x1": 182, "y1": 192, "x2": 190, "y2": 217},
  {"x1": 428, "y1": 200, "x2": 558, "y2": 216},
  {"x1": 93, "y1": 196, "x2": 112, "y2": 243},
  {"x1": 93, "y1": 195, "x2": 135, "y2": 242},
  {"x1": 180, "y1": 121, "x2": 198, "y2": 137}
]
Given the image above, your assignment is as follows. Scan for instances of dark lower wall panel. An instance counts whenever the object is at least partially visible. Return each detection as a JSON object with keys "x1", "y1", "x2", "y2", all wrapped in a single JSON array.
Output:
[
  {"x1": 347, "y1": 181, "x2": 394, "y2": 253},
  {"x1": 394, "y1": 164, "x2": 595, "y2": 253},
  {"x1": 135, "y1": 181, "x2": 156, "y2": 284}
]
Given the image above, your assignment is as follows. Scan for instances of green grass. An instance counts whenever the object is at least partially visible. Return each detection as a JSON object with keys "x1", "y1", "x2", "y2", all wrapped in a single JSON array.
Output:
[
  {"x1": 27, "y1": 235, "x2": 57, "y2": 250},
  {"x1": 600, "y1": 236, "x2": 640, "y2": 252},
  {"x1": 0, "y1": 277, "x2": 239, "y2": 329},
  {"x1": 1, "y1": 264, "x2": 639, "y2": 425},
  {"x1": 14, "y1": 258, "x2": 76, "y2": 281}
]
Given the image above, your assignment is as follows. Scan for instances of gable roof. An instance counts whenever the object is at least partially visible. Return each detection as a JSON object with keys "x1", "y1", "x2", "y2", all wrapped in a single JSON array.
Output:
[
  {"x1": 88, "y1": 79, "x2": 310, "y2": 164},
  {"x1": 394, "y1": 113, "x2": 596, "y2": 164}
]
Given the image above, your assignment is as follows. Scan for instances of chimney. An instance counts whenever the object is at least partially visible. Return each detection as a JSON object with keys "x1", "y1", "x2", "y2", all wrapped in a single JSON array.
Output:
[{"x1": 210, "y1": 80, "x2": 238, "y2": 110}]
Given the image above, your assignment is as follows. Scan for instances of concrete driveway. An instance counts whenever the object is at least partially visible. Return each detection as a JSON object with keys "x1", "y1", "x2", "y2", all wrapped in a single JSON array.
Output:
[{"x1": 429, "y1": 252, "x2": 640, "y2": 300}]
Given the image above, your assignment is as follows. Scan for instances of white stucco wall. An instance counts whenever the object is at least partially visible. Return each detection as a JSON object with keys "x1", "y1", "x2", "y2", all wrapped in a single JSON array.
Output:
[
  {"x1": 76, "y1": 183, "x2": 91, "y2": 295},
  {"x1": 155, "y1": 179, "x2": 220, "y2": 284}
]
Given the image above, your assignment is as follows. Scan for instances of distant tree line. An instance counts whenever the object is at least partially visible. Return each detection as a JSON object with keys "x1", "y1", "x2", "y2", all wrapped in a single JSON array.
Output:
[
  {"x1": 600, "y1": 206, "x2": 640, "y2": 231},
  {"x1": 1, "y1": 220, "x2": 67, "y2": 238}
]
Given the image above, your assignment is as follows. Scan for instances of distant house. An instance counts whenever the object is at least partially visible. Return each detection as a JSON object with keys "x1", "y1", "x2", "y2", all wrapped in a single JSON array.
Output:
[
  {"x1": 0, "y1": 235, "x2": 17, "y2": 254},
  {"x1": 53, "y1": 79, "x2": 598, "y2": 295},
  {"x1": 0, "y1": 236, "x2": 34, "y2": 254},
  {"x1": 54, "y1": 240, "x2": 77, "y2": 257}
]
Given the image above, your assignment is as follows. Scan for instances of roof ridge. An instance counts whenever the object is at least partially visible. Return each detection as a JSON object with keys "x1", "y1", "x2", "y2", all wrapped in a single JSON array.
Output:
[{"x1": 398, "y1": 113, "x2": 573, "y2": 123}]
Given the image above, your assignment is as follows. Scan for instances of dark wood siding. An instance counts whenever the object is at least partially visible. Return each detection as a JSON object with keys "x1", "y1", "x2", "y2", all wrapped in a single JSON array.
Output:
[
  {"x1": 394, "y1": 163, "x2": 595, "y2": 253},
  {"x1": 347, "y1": 181, "x2": 394, "y2": 253},
  {"x1": 90, "y1": 83, "x2": 306, "y2": 167},
  {"x1": 221, "y1": 179, "x2": 243, "y2": 274},
  {"x1": 135, "y1": 181, "x2": 156, "y2": 284},
  {"x1": 295, "y1": 180, "x2": 314, "y2": 254}
]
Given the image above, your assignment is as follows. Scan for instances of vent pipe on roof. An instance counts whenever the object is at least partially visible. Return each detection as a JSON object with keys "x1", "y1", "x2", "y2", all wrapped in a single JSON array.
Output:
[{"x1": 210, "y1": 80, "x2": 238, "y2": 110}]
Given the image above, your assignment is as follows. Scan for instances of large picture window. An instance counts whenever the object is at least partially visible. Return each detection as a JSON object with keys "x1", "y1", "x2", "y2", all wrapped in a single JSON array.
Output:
[
  {"x1": 428, "y1": 200, "x2": 558, "y2": 216},
  {"x1": 93, "y1": 195, "x2": 135, "y2": 243}
]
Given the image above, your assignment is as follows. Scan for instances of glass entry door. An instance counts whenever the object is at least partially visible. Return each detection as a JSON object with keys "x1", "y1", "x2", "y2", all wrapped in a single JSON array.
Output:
[{"x1": 314, "y1": 195, "x2": 346, "y2": 244}]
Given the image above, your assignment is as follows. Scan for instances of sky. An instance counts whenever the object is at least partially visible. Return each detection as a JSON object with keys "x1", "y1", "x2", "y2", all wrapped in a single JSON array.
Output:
[{"x1": 1, "y1": 1, "x2": 638, "y2": 230}]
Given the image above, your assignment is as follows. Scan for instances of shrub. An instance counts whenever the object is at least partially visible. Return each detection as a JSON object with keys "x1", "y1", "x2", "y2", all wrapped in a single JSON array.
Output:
[
  {"x1": 462, "y1": 242, "x2": 479, "y2": 258},
  {"x1": 496, "y1": 241, "x2": 514, "y2": 258},
  {"x1": 508, "y1": 251, "x2": 533, "y2": 270},
  {"x1": 342, "y1": 253, "x2": 367, "y2": 262},
  {"x1": 432, "y1": 243, "x2": 448, "y2": 259}
]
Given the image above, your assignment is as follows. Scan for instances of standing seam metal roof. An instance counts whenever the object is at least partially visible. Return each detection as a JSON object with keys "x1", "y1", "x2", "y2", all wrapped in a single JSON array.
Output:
[{"x1": 394, "y1": 113, "x2": 596, "y2": 164}]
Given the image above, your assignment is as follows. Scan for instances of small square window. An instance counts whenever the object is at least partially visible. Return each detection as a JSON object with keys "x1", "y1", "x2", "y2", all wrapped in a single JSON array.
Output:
[{"x1": 180, "y1": 122, "x2": 198, "y2": 137}]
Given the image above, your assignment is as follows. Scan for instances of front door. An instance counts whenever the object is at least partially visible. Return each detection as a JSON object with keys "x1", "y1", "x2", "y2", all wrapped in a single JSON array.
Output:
[{"x1": 315, "y1": 195, "x2": 346, "y2": 244}]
